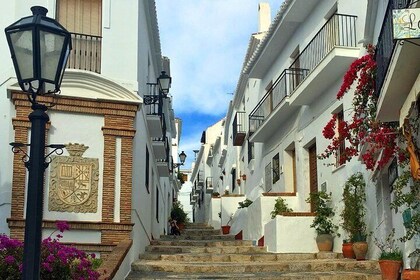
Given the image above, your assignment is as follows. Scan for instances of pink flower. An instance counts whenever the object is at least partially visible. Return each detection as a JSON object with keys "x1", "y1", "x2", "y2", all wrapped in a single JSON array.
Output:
[
  {"x1": 5, "y1": 255, "x2": 15, "y2": 265},
  {"x1": 56, "y1": 220, "x2": 70, "y2": 233}
]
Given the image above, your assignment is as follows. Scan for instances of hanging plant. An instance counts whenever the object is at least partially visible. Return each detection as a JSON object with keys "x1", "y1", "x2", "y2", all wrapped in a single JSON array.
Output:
[{"x1": 319, "y1": 45, "x2": 405, "y2": 170}]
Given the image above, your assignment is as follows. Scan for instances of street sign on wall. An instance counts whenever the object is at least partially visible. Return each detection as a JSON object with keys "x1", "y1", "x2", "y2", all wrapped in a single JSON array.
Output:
[{"x1": 393, "y1": 8, "x2": 420, "y2": 39}]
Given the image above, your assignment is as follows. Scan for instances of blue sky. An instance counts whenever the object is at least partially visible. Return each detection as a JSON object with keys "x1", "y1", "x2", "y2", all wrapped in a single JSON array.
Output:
[{"x1": 155, "y1": 0, "x2": 284, "y2": 167}]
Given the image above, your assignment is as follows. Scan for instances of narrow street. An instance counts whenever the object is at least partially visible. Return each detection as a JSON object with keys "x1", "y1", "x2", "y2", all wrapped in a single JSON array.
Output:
[{"x1": 127, "y1": 223, "x2": 381, "y2": 279}]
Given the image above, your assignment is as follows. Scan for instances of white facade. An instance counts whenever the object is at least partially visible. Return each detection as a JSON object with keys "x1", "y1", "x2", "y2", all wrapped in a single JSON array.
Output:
[
  {"x1": 191, "y1": 0, "x2": 420, "y2": 263},
  {"x1": 0, "y1": 0, "x2": 182, "y2": 278}
]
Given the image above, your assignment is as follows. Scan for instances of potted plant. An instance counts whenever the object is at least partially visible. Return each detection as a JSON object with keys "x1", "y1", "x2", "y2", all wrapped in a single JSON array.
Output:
[
  {"x1": 238, "y1": 199, "x2": 253, "y2": 209},
  {"x1": 341, "y1": 172, "x2": 368, "y2": 260},
  {"x1": 391, "y1": 170, "x2": 420, "y2": 279},
  {"x1": 221, "y1": 214, "x2": 233, "y2": 235},
  {"x1": 212, "y1": 192, "x2": 220, "y2": 198},
  {"x1": 306, "y1": 191, "x2": 339, "y2": 251},
  {"x1": 374, "y1": 229, "x2": 403, "y2": 280},
  {"x1": 170, "y1": 201, "x2": 189, "y2": 231},
  {"x1": 270, "y1": 197, "x2": 293, "y2": 219}
]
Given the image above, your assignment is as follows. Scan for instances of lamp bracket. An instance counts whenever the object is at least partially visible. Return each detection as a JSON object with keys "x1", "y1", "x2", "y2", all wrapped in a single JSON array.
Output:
[{"x1": 10, "y1": 142, "x2": 66, "y2": 169}]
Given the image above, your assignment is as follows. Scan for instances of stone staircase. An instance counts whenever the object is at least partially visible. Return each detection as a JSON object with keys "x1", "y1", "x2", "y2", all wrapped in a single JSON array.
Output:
[{"x1": 126, "y1": 223, "x2": 381, "y2": 279}]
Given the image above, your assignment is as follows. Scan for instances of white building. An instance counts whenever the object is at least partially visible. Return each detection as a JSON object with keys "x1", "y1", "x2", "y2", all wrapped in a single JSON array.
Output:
[
  {"x1": 0, "y1": 0, "x2": 182, "y2": 278},
  {"x1": 192, "y1": 0, "x2": 420, "y2": 264}
]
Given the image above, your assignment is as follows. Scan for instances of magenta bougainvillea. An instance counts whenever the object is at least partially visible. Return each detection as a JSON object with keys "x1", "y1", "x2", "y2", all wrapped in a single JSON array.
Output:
[
  {"x1": 0, "y1": 221, "x2": 100, "y2": 280},
  {"x1": 320, "y1": 45, "x2": 404, "y2": 170}
]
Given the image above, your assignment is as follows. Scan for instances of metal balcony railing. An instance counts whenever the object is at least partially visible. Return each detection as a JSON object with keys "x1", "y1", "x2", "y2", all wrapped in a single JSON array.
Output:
[
  {"x1": 233, "y1": 111, "x2": 246, "y2": 146},
  {"x1": 66, "y1": 32, "x2": 102, "y2": 74},
  {"x1": 144, "y1": 83, "x2": 164, "y2": 116},
  {"x1": 249, "y1": 14, "x2": 357, "y2": 135},
  {"x1": 375, "y1": 0, "x2": 410, "y2": 98},
  {"x1": 289, "y1": 14, "x2": 357, "y2": 79},
  {"x1": 249, "y1": 68, "x2": 308, "y2": 133},
  {"x1": 206, "y1": 177, "x2": 213, "y2": 189}
]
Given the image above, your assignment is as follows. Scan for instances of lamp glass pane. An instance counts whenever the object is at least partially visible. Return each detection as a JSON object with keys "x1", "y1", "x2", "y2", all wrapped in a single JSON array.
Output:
[
  {"x1": 40, "y1": 31, "x2": 65, "y2": 82},
  {"x1": 159, "y1": 78, "x2": 170, "y2": 93},
  {"x1": 10, "y1": 30, "x2": 33, "y2": 80}
]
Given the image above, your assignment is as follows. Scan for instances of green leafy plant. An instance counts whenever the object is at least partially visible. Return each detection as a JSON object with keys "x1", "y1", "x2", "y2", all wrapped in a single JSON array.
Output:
[
  {"x1": 391, "y1": 170, "x2": 420, "y2": 260},
  {"x1": 341, "y1": 172, "x2": 367, "y2": 241},
  {"x1": 270, "y1": 197, "x2": 293, "y2": 219},
  {"x1": 212, "y1": 192, "x2": 220, "y2": 197},
  {"x1": 170, "y1": 201, "x2": 189, "y2": 224},
  {"x1": 238, "y1": 199, "x2": 253, "y2": 209},
  {"x1": 306, "y1": 191, "x2": 339, "y2": 235},
  {"x1": 374, "y1": 229, "x2": 403, "y2": 261}
]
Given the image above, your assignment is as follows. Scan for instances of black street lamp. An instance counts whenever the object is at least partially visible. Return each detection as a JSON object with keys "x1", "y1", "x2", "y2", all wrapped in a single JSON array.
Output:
[
  {"x1": 157, "y1": 71, "x2": 171, "y2": 95},
  {"x1": 173, "y1": 151, "x2": 187, "y2": 168},
  {"x1": 5, "y1": 6, "x2": 71, "y2": 280}
]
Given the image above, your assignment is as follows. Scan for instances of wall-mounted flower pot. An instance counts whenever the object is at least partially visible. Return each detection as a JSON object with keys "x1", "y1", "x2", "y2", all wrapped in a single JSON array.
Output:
[{"x1": 221, "y1": 225, "x2": 231, "y2": 235}]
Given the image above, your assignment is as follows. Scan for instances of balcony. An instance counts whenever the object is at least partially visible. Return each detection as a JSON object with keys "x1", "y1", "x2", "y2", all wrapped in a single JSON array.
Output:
[
  {"x1": 374, "y1": 0, "x2": 415, "y2": 122},
  {"x1": 206, "y1": 177, "x2": 213, "y2": 194},
  {"x1": 249, "y1": 69, "x2": 307, "y2": 142},
  {"x1": 250, "y1": 14, "x2": 359, "y2": 143},
  {"x1": 288, "y1": 14, "x2": 359, "y2": 105},
  {"x1": 145, "y1": 84, "x2": 166, "y2": 138},
  {"x1": 152, "y1": 137, "x2": 169, "y2": 160},
  {"x1": 156, "y1": 159, "x2": 170, "y2": 177},
  {"x1": 233, "y1": 112, "x2": 246, "y2": 146},
  {"x1": 66, "y1": 32, "x2": 102, "y2": 74}
]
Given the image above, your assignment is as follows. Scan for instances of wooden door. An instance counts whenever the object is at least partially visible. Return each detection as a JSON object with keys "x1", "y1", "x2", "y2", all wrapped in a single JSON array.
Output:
[{"x1": 309, "y1": 144, "x2": 318, "y2": 212}]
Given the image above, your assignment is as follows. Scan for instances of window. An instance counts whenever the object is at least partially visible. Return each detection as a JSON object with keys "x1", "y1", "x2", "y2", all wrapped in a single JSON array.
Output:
[
  {"x1": 336, "y1": 110, "x2": 345, "y2": 167},
  {"x1": 265, "y1": 163, "x2": 272, "y2": 192},
  {"x1": 231, "y1": 168, "x2": 237, "y2": 192},
  {"x1": 272, "y1": 153, "x2": 280, "y2": 184},
  {"x1": 284, "y1": 144, "x2": 297, "y2": 193},
  {"x1": 247, "y1": 140, "x2": 254, "y2": 163},
  {"x1": 56, "y1": 0, "x2": 102, "y2": 36},
  {"x1": 145, "y1": 147, "x2": 150, "y2": 193},
  {"x1": 156, "y1": 186, "x2": 159, "y2": 222}
]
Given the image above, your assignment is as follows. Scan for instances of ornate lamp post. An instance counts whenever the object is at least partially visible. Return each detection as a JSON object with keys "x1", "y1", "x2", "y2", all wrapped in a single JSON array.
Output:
[
  {"x1": 173, "y1": 151, "x2": 187, "y2": 168},
  {"x1": 5, "y1": 6, "x2": 71, "y2": 279},
  {"x1": 157, "y1": 71, "x2": 172, "y2": 95}
]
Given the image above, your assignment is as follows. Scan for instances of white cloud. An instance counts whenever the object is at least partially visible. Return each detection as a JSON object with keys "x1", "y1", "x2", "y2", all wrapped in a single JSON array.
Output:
[{"x1": 156, "y1": 0, "x2": 283, "y2": 116}]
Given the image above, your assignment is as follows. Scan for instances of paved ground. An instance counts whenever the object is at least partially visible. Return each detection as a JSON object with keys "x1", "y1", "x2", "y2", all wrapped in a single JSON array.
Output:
[{"x1": 126, "y1": 223, "x2": 381, "y2": 280}]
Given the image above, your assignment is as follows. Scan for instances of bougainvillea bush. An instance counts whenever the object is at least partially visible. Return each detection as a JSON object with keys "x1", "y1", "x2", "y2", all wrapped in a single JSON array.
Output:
[
  {"x1": 0, "y1": 221, "x2": 100, "y2": 280},
  {"x1": 320, "y1": 45, "x2": 405, "y2": 170}
]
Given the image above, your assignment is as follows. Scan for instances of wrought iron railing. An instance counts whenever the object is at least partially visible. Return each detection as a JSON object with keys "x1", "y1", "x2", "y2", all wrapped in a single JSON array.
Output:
[
  {"x1": 375, "y1": 0, "x2": 410, "y2": 98},
  {"x1": 144, "y1": 83, "x2": 164, "y2": 115},
  {"x1": 66, "y1": 32, "x2": 102, "y2": 73},
  {"x1": 233, "y1": 111, "x2": 246, "y2": 145},
  {"x1": 249, "y1": 13, "x2": 357, "y2": 135},
  {"x1": 289, "y1": 14, "x2": 357, "y2": 78},
  {"x1": 249, "y1": 68, "x2": 308, "y2": 133}
]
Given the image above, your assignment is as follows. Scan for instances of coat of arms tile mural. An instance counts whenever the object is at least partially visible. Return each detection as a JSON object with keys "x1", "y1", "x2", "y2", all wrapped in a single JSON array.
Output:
[{"x1": 48, "y1": 143, "x2": 99, "y2": 213}]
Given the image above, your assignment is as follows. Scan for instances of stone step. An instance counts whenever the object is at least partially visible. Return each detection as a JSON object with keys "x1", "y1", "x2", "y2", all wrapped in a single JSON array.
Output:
[
  {"x1": 146, "y1": 245, "x2": 268, "y2": 254},
  {"x1": 126, "y1": 270, "x2": 382, "y2": 280},
  {"x1": 139, "y1": 252, "x2": 341, "y2": 262},
  {"x1": 131, "y1": 259, "x2": 380, "y2": 274},
  {"x1": 160, "y1": 234, "x2": 235, "y2": 241},
  {"x1": 184, "y1": 223, "x2": 213, "y2": 229},
  {"x1": 181, "y1": 228, "x2": 221, "y2": 235},
  {"x1": 150, "y1": 239, "x2": 253, "y2": 247}
]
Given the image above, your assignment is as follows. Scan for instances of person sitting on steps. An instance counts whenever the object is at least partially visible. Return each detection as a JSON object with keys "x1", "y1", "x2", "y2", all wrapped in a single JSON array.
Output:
[{"x1": 169, "y1": 218, "x2": 180, "y2": 236}]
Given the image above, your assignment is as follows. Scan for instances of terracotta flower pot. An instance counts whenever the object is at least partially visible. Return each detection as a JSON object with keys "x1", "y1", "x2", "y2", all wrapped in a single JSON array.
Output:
[
  {"x1": 402, "y1": 269, "x2": 420, "y2": 280},
  {"x1": 352, "y1": 241, "x2": 368, "y2": 260},
  {"x1": 342, "y1": 242, "x2": 355, "y2": 259},
  {"x1": 221, "y1": 225, "x2": 231, "y2": 235},
  {"x1": 316, "y1": 234, "x2": 333, "y2": 251},
  {"x1": 379, "y1": 260, "x2": 402, "y2": 280}
]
